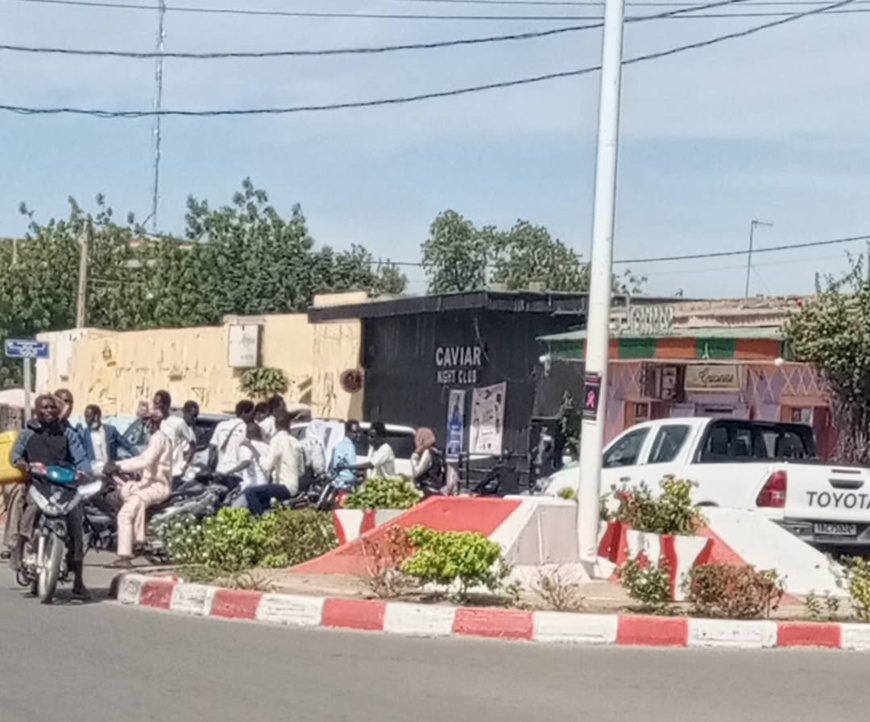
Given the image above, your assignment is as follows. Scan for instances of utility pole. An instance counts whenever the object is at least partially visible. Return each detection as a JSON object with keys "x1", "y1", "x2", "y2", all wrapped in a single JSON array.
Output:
[
  {"x1": 745, "y1": 219, "x2": 773, "y2": 297},
  {"x1": 76, "y1": 217, "x2": 91, "y2": 329},
  {"x1": 150, "y1": 0, "x2": 167, "y2": 233},
  {"x1": 576, "y1": 0, "x2": 627, "y2": 564}
]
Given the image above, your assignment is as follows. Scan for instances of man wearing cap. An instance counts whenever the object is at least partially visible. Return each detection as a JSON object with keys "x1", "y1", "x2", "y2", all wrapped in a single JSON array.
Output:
[{"x1": 105, "y1": 408, "x2": 173, "y2": 568}]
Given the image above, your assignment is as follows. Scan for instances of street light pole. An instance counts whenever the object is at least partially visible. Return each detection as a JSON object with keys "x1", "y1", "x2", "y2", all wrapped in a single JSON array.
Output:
[
  {"x1": 745, "y1": 219, "x2": 773, "y2": 297},
  {"x1": 76, "y1": 217, "x2": 91, "y2": 329},
  {"x1": 577, "y1": 0, "x2": 627, "y2": 564}
]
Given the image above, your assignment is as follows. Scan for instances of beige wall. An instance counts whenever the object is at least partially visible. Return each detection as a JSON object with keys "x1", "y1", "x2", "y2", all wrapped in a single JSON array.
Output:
[{"x1": 36, "y1": 311, "x2": 363, "y2": 418}]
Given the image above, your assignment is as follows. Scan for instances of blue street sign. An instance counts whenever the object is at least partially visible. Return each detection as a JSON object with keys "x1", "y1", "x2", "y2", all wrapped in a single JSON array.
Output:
[{"x1": 4, "y1": 339, "x2": 50, "y2": 360}]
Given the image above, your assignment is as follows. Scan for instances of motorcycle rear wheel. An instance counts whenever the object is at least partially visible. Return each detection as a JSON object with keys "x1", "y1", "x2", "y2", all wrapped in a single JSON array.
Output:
[{"x1": 37, "y1": 533, "x2": 64, "y2": 605}]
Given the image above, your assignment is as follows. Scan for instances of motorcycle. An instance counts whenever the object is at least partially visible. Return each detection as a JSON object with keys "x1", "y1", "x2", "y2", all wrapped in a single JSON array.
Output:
[
  {"x1": 18, "y1": 464, "x2": 102, "y2": 604},
  {"x1": 83, "y1": 472, "x2": 241, "y2": 561}
]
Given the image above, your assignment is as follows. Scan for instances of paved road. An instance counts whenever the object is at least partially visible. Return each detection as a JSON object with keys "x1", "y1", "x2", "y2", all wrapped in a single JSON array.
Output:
[{"x1": 0, "y1": 562, "x2": 865, "y2": 722}]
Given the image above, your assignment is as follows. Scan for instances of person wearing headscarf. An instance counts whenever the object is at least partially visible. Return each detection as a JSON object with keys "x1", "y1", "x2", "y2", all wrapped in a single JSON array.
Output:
[
  {"x1": 301, "y1": 420, "x2": 328, "y2": 485},
  {"x1": 410, "y1": 427, "x2": 444, "y2": 490}
]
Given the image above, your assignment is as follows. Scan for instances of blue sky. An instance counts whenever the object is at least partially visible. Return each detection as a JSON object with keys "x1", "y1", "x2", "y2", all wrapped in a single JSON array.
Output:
[{"x1": 1, "y1": 0, "x2": 869, "y2": 297}]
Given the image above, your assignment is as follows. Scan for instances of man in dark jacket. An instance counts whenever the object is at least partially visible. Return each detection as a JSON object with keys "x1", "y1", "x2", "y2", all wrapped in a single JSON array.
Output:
[
  {"x1": 78, "y1": 404, "x2": 139, "y2": 473},
  {"x1": 11, "y1": 394, "x2": 92, "y2": 599}
]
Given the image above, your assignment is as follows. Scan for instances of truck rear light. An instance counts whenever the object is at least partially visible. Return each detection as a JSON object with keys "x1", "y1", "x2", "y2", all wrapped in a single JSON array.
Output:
[{"x1": 756, "y1": 470, "x2": 788, "y2": 508}]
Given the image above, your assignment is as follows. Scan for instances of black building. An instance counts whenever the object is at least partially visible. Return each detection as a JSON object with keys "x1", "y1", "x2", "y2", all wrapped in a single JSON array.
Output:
[{"x1": 308, "y1": 291, "x2": 587, "y2": 457}]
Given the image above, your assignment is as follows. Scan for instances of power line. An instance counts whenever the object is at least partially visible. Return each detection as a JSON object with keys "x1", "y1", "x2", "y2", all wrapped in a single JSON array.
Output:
[
  {"x1": 640, "y1": 251, "x2": 853, "y2": 276},
  {"x1": 391, "y1": 0, "x2": 869, "y2": 5},
  {"x1": 372, "y1": 236, "x2": 870, "y2": 271},
  {"x1": 0, "y1": 0, "x2": 759, "y2": 59},
  {"x1": 0, "y1": 0, "x2": 852, "y2": 117},
  {"x1": 8, "y1": 0, "x2": 867, "y2": 20},
  {"x1": 614, "y1": 232, "x2": 870, "y2": 265}
]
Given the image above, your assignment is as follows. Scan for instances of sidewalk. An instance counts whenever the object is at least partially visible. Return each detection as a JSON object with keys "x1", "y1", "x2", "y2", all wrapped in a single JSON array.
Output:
[{"x1": 114, "y1": 571, "x2": 870, "y2": 651}]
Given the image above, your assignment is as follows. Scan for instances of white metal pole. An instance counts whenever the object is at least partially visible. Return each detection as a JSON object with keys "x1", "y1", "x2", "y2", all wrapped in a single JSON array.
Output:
[
  {"x1": 577, "y1": 0, "x2": 627, "y2": 564},
  {"x1": 23, "y1": 356, "x2": 31, "y2": 425}
]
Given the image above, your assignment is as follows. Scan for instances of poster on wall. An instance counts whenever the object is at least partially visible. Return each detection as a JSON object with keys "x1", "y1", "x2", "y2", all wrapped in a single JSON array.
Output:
[
  {"x1": 445, "y1": 389, "x2": 466, "y2": 459},
  {"x1": 470, "y1": 382, "x2": 507, "y2": 456}
]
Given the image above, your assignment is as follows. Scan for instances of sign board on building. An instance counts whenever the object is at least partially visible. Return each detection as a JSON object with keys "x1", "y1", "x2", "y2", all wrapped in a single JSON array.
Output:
[
  {"x1": 469, "y1": 382, "x2": 506, "y2": 455},
  {"x1": 684, "y1": 364, "x2": 745, "y2": 392},
  {"x1": 435, "y1": 345, "x2": 483, "y2": 385},
  {"x1": 445, "y1": 389, "x2": 466, "y2": 459},
  {"x1": 228, "y1": 325, "x2": 260, "y2": 368},
  {"x1": 616, "y1": 304, "x2": 675, "y2": 337},
  {"x1": 4, "y1": 340, "x2": 49, "y2": 360}
]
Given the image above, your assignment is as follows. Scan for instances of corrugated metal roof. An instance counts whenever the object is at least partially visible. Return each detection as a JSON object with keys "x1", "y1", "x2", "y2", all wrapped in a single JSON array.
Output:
[{"x1": 540, "y1": 326, "x2": 784, "y2": 342}]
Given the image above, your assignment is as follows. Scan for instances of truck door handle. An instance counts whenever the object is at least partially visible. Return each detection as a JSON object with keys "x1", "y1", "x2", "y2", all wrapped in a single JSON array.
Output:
[{"x1": 620, "y1": 476, "x2": 632, "y2": 483}]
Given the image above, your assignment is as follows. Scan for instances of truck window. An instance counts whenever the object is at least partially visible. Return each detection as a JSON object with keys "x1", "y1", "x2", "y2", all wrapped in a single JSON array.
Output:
[
  {"x1": 603, "y1": 428, "x2": 649, "y2": 468},
  {"x1": 647, "y1": 425, "x2": 690, "y2": 464}
]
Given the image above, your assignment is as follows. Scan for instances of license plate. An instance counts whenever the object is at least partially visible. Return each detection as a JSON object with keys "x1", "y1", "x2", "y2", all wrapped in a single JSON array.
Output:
[{"x1": 813, "y1": 523, "x2": 857, "y2": 537}]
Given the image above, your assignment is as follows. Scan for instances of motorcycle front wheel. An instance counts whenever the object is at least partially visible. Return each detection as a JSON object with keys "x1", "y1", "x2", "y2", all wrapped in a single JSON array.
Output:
[{"x1": 37, "y1": 533, "x2": 64, "y2": 604}]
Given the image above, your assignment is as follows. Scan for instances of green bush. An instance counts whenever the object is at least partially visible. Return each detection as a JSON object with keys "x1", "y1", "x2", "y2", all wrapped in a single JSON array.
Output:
[
  {"x1": 557, "y1": 487, "x2": 577, "y2": 501},
  {"x1": 617, "y1": 556, "x2": 672, "y2": 613},
  {"x1": 158, "y1": 507, "x2": 338, "y2": 580},
  {"x1": 686, "y1": 564, "x2": 784, "y2": 619},
  {"x1": 401, "y1": 526, "x2": 509, "y2": 601},
  {"x1": 612, "y1": 478, "x2": 706, "y2": 536},
  {"x1": 262, "y1": 508, "x2": 338, "y2": 567},
  {"x1": 836, "y1": 556, "x2": 870, "y2": 622},
  {"x1": 343, "y1": 478, "x2": 422, "y2": 510}
]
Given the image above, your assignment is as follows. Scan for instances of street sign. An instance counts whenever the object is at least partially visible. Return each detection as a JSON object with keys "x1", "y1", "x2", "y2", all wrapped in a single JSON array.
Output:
[{"x1": 4, "y1": 339, "x2": 50, "y2": 360}]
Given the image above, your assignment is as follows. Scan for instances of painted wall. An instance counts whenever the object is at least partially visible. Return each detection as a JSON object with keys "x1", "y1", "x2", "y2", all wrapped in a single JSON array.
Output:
[{"x1": 35, "y1": 313, "x2": 363, "y2": 419}]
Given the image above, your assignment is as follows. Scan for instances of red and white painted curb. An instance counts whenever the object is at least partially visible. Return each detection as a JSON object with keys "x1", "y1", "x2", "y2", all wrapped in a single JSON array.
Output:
[
  {"x1": 114, "y1": 574, "x2": 870, "y2": 651},
  {"x1": 333, "y1": 509, "x2": 406, "y2": 546}
]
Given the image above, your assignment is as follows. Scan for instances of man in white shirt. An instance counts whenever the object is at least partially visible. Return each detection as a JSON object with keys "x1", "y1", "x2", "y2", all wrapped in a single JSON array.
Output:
[
  {"x1": 366, "y1": 421, "x2": 396, "y2": 479},
  {"x1": 245, "y1": 411, "x2": 302, "y2": 515},
  {"x1": 210, "y1": 400, "x2": 255, "y2": 476},
  {"x1": 257, "y1": 395, "x2": 286, "y2": 443},
  {"x1": 153, "y1": 391, "x2": 197, "y2": 484}
]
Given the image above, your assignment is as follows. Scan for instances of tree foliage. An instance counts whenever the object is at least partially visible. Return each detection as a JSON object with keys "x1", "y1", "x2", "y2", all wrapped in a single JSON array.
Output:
[
  {"x1": 785, "y1": 256, "x2": 870, "y2": 463},
  {"x1": 0, "y1": 179, "x2": 407, "y2": 387},
  {"x1": 420, "y1": 209, "x2": 645, "y2": 295}
]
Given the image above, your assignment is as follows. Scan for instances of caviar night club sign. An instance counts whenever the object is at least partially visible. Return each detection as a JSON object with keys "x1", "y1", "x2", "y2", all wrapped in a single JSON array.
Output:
[{"x1": 435, "y1": 345, "x2": 483, "y2": 385}]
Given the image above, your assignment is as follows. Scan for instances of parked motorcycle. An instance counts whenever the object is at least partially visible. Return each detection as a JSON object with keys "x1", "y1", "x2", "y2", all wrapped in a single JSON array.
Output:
[
  {"x1": 17, "y1": 464, "x2": 102, "y2": 604},
  {"x1": 83, "y1": 472, "x2": 241, "y2": 562}
]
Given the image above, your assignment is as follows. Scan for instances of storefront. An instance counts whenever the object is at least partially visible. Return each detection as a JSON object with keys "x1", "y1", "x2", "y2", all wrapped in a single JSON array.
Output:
[
  {"x1": 308, "y1": 291, "x2": 588, "y2": 457},
  {"x1": 541, "y1": 327, "x2": 836, "y2": 459}
]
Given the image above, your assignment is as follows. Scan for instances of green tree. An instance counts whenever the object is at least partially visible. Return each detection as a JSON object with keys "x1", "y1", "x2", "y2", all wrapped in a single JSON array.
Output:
[
  {"x1": 490, "y1": 220, "x2": 589, "y2": 292},
  {"x1": 420, "y1": 210, "x2": 645, "y2": 295},
  {"x1": 420, "y1": 210, "x2": 489, "y2": 293},
  {"x1": 784, "y1": 256, "x2": 870, "y2": 463}
]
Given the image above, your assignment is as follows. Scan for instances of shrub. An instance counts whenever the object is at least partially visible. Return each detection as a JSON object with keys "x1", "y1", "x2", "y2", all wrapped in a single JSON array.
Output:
[
  {"x1": 361, "y1": 525, "x2": 420, "y2": 599},
  {"x1": 618, "y1": 556, "x2": 672, "y2": 613},
  {"x1": 158, "y1": 507, "x2": 338, "y2": 580},
  {"x1": 401, "y1": 526, "x2": 510, "y2": 602},
  {"x1": 532, "y1": 567, "x2": 585, "y2": 611},
  {"x1": 805, "y1": 591, "x2": 841, "y2": 622},
  {"x1": 613, "y1": 478, "x2": 706, "y2": 536},
  {"x1": 557, "y1": 487, "x2": 577, "y2": 501},
  {"x1": 261, "y1": 508, "x2": 338, "y2": 567},
  {"x1": 343, "y1": 478, "x2": 422, "y2": 510},
  {"x1": 239, "y1": 367, "x2": 289, "y2": 400},
  {"x1": 835, "y1": 556, "x2": 870, "y2": 622},
  {"x1": 686, "y1": 564, "x2": 784, "y2": 619}
]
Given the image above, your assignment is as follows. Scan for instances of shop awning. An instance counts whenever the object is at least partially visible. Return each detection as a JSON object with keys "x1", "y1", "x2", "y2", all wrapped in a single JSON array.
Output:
[{"x1": 540, "y1": 326, "x2": 784, "y2": 361}]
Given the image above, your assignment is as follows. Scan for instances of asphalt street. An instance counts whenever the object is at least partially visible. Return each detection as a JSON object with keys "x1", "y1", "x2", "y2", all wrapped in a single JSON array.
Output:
[{"x1": 0, "y1": 559, "x2": 866, "y2": 722}]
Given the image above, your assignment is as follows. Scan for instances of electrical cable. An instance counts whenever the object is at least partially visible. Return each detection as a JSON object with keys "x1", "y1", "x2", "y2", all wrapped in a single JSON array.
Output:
[
  {"x1": 614, "y1": 232, "x2": 870, "y2": 265},
  {"x1": 8, "y1": 0, "x2": 866, "y2": 20},
  {"x1": 0, "y1": 0, "x2": 852, "y2": 117},
  {"x1": 0, "y1": 0, "x2": 760, "y2": 59}
]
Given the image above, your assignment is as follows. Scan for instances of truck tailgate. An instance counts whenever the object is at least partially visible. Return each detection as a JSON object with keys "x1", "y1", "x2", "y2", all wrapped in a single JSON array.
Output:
[{"x1": 786, "y1": 463, "x2": 870, "y2": 522}]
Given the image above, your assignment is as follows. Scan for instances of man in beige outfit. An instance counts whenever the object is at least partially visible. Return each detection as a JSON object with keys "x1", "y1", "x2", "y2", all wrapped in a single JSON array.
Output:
[{"x1": 107, "y1": 409, "x2": 173, "y2": 568}]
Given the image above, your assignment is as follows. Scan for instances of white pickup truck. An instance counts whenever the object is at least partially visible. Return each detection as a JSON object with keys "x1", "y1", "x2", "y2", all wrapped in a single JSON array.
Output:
[{"x1": 543, "y1": 416, "x2": 870, "y2": 550}]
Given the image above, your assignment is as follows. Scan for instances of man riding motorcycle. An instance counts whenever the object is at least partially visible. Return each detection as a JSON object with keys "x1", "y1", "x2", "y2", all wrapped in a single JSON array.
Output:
[{"x1": 11, "y1": 394, "x2": 92, "y2": 600}]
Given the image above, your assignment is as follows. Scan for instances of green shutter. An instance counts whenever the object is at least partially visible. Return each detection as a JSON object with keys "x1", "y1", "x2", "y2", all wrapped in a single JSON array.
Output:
[
  {"x1": 618, "y1": 338, "x2": 658, "y2": 359},
  {"x1": 695, "y1": 338, "x2": 736, "y2": 359}
]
